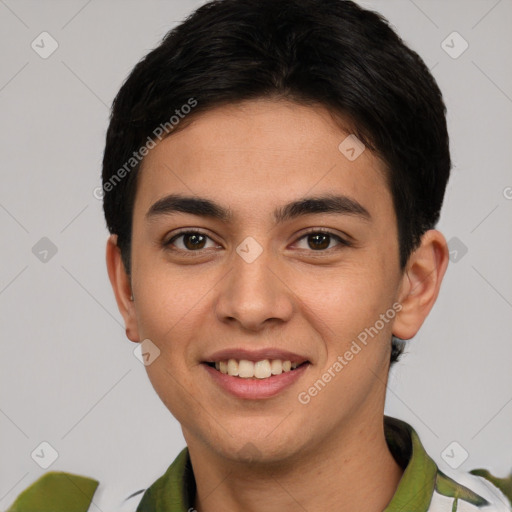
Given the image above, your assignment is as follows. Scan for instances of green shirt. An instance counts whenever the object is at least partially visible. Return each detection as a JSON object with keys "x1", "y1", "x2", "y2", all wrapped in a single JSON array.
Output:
[{"x1": 7, "y1": 416, "x2": 512, "y2": 512}]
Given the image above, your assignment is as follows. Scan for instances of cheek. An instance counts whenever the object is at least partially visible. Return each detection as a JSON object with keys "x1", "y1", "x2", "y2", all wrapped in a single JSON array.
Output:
[
  {"x1": 293, "y1": 270, "x2": 399, "y2": 386},
  {"x1": 131, "y1": 252, "x2": 204, "y2": 344},
  {"x1": 295, "y1": 263, "x2": 395, "y2": 340},
  {"x1": 131, "y1": 254, "x2": 226, "y2": 385}
]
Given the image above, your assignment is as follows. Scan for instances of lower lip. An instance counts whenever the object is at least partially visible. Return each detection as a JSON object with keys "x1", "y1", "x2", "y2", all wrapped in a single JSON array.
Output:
[{"x1": 203, "y1": 363, "x2": 310, "y2": 400}]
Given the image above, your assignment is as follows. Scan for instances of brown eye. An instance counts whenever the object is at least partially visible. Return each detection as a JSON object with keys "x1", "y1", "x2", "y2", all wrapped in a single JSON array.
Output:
[
  {"x1": 307, "y1": 233, "x2": 331, "y2": 250},
  {"x1": 294, "y1": 230, "x2": 350, "y2": 252},
  {"x1": 166, "y1": 231, "x2": 217, "y2": 251},
  {"x1": 182, "y1": 233, "x2": 207, "y2": 250}
]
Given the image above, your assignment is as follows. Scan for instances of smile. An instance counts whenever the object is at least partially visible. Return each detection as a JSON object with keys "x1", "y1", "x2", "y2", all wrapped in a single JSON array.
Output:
[
  {"x1": 203, "y1": 359, "x2": 310, "y2": 400},
  {"x1": 206, "y1": 358, "x2": 307, "y2": 379}
]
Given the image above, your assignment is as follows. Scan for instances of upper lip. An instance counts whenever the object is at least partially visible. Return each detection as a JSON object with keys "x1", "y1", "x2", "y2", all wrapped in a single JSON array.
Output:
[{"x1": 203, "y1": 348, "x2": 310, "y2": 364}]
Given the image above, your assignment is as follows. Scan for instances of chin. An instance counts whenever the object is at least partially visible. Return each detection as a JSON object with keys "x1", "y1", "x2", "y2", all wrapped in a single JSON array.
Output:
[{"x1": 212, "y1": 431, "x2": 305, "y2": 467}]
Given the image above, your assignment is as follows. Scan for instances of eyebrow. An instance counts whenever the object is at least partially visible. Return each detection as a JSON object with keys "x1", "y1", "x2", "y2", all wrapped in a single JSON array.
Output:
[{"x1": 145, "y1": 193, "x2": 371, "y2": 224}]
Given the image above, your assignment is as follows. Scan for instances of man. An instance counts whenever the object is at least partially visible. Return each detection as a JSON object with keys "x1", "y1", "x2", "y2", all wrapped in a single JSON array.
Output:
[{"x1": 7, "y1": 0, "x2": 511, "y2": 511}]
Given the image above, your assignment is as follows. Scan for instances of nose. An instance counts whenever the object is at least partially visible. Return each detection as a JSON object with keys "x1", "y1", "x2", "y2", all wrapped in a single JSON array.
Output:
[{"x1": 214, "y1": 245, "x2": 294, "y2": 332}]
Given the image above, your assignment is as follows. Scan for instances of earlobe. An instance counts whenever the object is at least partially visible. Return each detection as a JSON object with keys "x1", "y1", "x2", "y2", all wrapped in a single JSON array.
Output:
[
  {"x1": 392, "y1": 230, "x2": 449, "y2": 340},
  {"x1": 105, "y1": 235, "x2": 140, "y2": 343}
]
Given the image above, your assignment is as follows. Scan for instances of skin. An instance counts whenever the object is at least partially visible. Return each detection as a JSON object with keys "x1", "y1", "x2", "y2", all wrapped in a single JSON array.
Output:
[{"x1": 106, "y1": 98, "x2": 449, "y2": 512}]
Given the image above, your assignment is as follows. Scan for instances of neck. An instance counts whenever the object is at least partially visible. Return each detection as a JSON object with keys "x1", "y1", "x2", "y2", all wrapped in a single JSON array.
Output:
[{"x1": 187, "y1": 415, "x2": 403, "y2": 512}]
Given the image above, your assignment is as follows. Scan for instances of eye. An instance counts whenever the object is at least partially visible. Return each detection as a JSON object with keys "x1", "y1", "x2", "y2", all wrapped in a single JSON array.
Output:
[
  {"x1": 163, "y1": 229, "x2": 351, "y2": 253},
  {"x1": 294, "y1": 229, "x2": 350, "y2": 251},
  {"x1": 165, "y1": 230, "x2": 219, "y2": 251}
]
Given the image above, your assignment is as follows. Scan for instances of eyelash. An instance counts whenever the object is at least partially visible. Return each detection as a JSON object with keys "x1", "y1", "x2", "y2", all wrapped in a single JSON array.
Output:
[{"x1": 164, "y1": 228, "x2": 351, "y2": 254}]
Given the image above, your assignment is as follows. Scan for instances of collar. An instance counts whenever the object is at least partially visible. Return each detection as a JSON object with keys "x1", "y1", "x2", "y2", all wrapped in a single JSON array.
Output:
[
  {"x1": 382, "y1": 416, "x2": 438, "y2": 511},
  {"x1": 135, "y1": 416, "x2": 481, "y2": 512}
]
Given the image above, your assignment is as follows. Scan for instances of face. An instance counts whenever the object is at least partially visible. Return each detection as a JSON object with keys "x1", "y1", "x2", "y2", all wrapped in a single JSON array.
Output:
[{"x1": 119, "y1": 99, "x2": 410, "y2": 462}]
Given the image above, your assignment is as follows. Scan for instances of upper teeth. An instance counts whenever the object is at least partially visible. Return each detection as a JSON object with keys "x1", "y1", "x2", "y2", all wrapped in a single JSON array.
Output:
[{"x1": 214, "y1": 359, "x2": 300, "y2": 379}]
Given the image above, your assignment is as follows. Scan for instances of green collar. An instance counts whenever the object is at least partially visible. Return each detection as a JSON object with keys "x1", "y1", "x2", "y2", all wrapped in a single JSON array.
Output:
[
  {"x1": 383, "y1": 416, "x2": 438, "y2": 511},
  {"x1": 136, "y1": 415, "x2": 459, "y2": 512}
]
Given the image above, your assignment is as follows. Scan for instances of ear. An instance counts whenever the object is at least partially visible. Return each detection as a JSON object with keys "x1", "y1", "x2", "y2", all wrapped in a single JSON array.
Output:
[
  {"x1": 105, "y1": 234, "x2": 140, "y2": 343},
  {"x1": 393, "y1": 230, "x2": 449, "y2": 340}
]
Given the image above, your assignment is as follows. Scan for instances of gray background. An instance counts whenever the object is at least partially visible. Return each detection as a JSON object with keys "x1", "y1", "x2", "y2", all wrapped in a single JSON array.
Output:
[{"x1": 1, "y1": 0, "x2": 511, "y2": 507}]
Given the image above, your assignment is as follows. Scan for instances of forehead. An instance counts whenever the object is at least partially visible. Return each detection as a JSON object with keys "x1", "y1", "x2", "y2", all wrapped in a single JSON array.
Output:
[{"x1": 133, "y1": 99, "x2": 392, "y2": 223}]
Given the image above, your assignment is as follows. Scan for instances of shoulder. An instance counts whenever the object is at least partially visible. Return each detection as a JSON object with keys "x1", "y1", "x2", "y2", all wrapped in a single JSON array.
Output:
[
  {"x1": 384, "y1": 416, "x2": 511, "y2": 512},
  {"x1": 5, "y1": 471, "x2": 146, "y2": 512},
  {"x1": 89, "y1": 481, "x2": 146, "y2": 511},
  {"x1": 429, "y1": 466, "x2": 512, "y2": 511}
]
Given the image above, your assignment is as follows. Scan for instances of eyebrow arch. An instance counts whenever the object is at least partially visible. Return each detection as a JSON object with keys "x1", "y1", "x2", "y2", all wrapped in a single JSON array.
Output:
[{"x1": 145, "y1": 193, "x2": 371, "y2": 223}]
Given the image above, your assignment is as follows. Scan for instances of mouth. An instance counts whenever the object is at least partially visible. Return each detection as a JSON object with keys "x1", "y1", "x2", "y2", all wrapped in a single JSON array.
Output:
[
  {"x1": 202, "y1": 357, "x2": 311, "y2": 400},
  {"x1": 202, "y1": 358, "x2": 310, "y2": 380}
]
